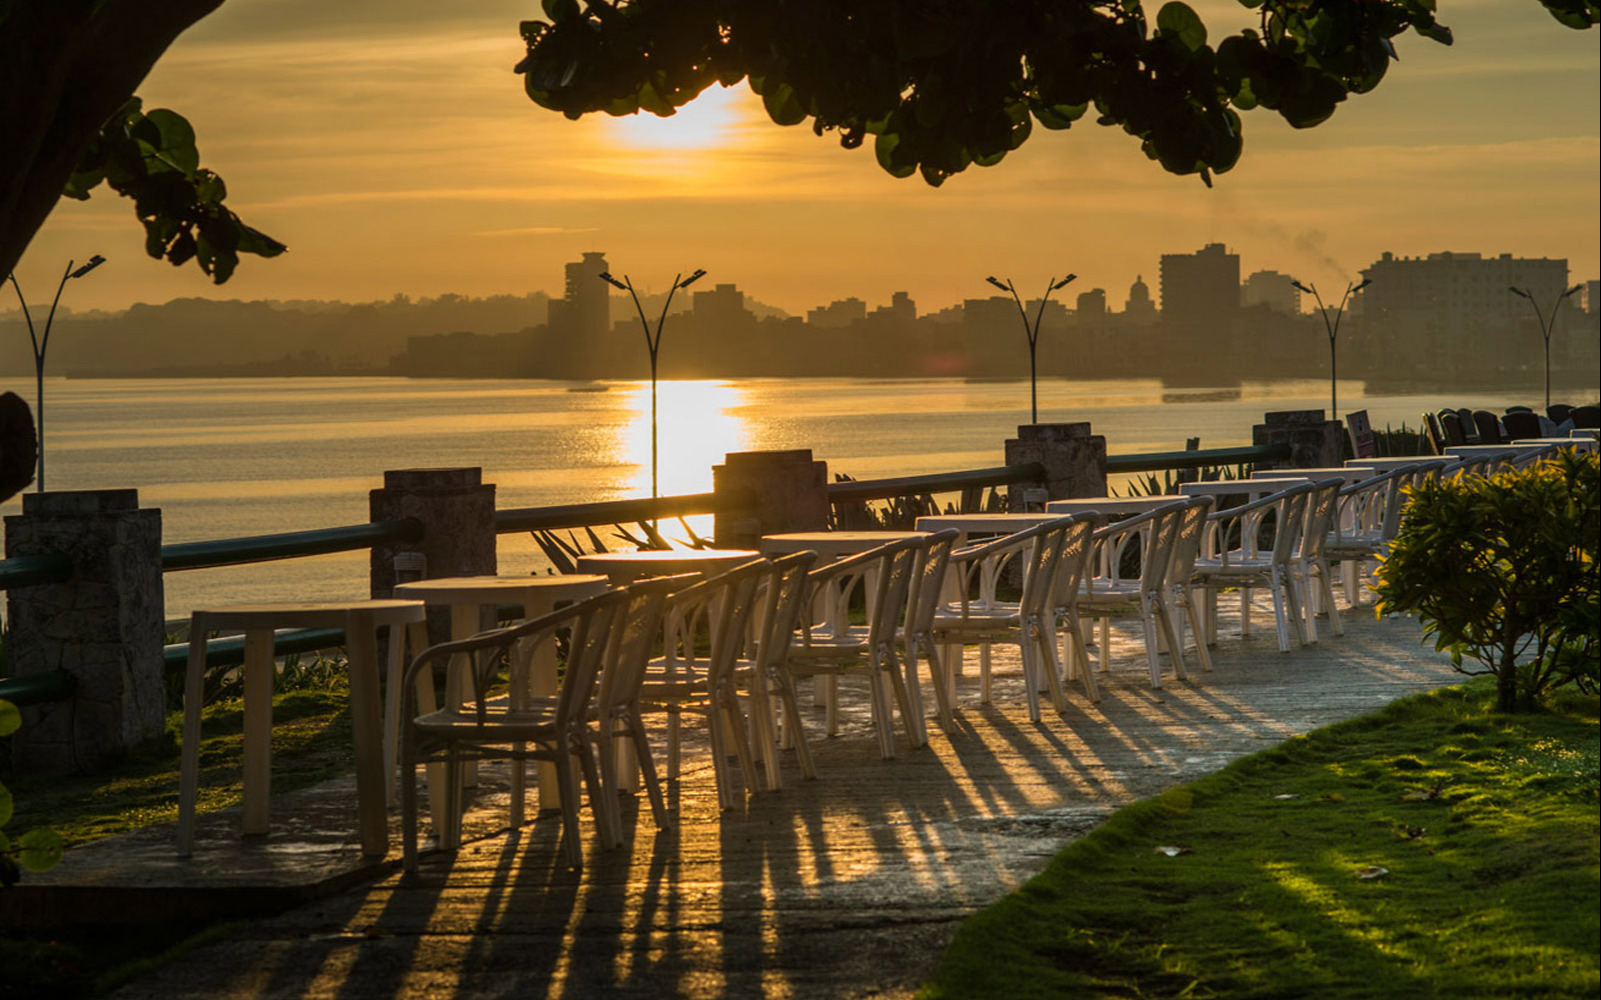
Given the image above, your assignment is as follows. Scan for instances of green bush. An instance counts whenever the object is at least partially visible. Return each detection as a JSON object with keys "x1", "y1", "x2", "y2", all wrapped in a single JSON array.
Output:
[
  {"x1": 0, "y1": 699, "x2": 64, "y2": 886},
  {"x1": 1375, "y1": 451, "x2": 1600, "y2": 712}
]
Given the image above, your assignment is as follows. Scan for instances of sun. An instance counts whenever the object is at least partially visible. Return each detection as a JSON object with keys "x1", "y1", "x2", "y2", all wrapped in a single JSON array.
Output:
[{"x1": 604, "y1": 85, "x2": 746, "y2": 152}]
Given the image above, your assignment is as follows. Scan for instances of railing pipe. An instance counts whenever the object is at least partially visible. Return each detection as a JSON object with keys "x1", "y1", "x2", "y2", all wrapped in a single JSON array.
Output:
[
  {"x1": 0, "y1": 552, "x2": 74, "y2": 589},
  {"x1": 1106, "y1": 444, "x2": 1288, "y2": 473},
  {"x1": 163, "y1": 627, "x2": 349, "y2": 672},
  {"x1": 0, "y1": 669, "x2": 75, "y2": 707},
  {"x1": 161, "y1": 518, "x2": 424, "y2": 572},
  {"x1": 825, "y1": 463, "x2": 1044, "y2": 503},
  {"x1": 496, "y1": 492, "x2": 722, "y2": 533}
]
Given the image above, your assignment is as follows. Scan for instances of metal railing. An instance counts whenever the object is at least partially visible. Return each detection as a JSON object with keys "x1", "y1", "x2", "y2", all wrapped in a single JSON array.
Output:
[{"x1": 1, "y1": 443, "x2": 1286, "y2": 702}]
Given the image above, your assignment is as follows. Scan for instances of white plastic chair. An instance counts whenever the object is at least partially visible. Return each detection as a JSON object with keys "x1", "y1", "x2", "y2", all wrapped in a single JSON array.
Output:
[
  {"x1": 1162, "y1": 496, "x2": 1216, "y2": 674},
  {"x1": 1077, "y1": 500, "x2": 1191, "y2": 688},
  {"x1": 736, "y1": 550, "x2": 821, "y2": 791},
  {"x1": 787, "y1": 535, "x2": 925, "y2": 758},
  {"x1": 931, "y1": 516, "x2": 1087, "y2": 720},
  {"x1": 1193, "y1": 481, "x2": 1315, "y2": 653},
  {"x1": 400, "y1": 583, "x2": 659, "y2": 873},
  {"x1": 1324, "y1": 463, "x2": 1419, "y2": 608},
  {"x1": 1288, "y1": 479, "x2": 1346, "y2": 643},
  {"x1": 895, "y1": 529, "x2": 962, "y2": 738}
]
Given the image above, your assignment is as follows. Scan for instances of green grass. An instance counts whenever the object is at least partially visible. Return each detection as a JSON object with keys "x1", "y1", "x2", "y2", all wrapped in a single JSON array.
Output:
[
  {"x1": 4, "y1": 688, "x2": 354, "y2": 847},
  {"x1": 919, "y1": 680, "x2": 1600, "y2": 1000}
]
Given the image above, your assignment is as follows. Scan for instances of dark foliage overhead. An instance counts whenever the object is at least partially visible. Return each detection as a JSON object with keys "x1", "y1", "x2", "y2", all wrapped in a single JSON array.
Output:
[{"x1": 515, "y1": 0, "x2": 1597, "y2": 187}]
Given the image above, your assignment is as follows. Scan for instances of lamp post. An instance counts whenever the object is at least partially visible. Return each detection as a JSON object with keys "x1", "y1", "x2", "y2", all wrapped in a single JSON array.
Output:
[
  {"x1": 1291, "y1": 276, "x2": 1369, "y2": 422},
  {"x1": 598, "y1": 267, "x2": 707, "y2": 499},
  {"x1": 1508, "y1": 284, "x2": 1583, "y2": 410},
  {"x1": 6, "y1": 254, "x2": 106, "y2": 491},
  {"x1": 985, "y1": 273, "x2": 1077, "y2": 424}
]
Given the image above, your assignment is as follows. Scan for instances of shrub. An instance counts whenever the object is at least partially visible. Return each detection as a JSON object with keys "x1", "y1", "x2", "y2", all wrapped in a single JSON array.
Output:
[{"x1": 1374, "y1": 450, "x2": 1600, "y2": 712}]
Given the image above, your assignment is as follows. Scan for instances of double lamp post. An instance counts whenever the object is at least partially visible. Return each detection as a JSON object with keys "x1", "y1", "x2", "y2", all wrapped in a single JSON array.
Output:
[{"x1": 986, "y1": 273, "x2": 1076, "y2": 424}]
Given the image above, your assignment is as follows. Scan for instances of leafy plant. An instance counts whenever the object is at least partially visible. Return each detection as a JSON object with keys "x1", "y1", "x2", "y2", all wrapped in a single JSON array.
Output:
[
  {"x1": 0, "y1": 699, "x2": 65, "y2": 886},
  {"x1": 1375, "y1": 451, "x2": 1600, "y2": 712}
]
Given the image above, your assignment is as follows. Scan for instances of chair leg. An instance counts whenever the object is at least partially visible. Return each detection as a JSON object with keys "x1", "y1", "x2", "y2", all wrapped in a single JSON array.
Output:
[
  {"x1": 919, "y1": 637, "x2": 955, "y2": 734},
  {"x1": 1063, "y1": 618, "x2": 1100, "y2": 703},
  {"x1": 1240, "y1": 584, "x2": 1253, "y2": 637},
  {"x1": 894, "y1": 643, "x2": 929, "y2": 747},
  {"x1": 1179, "y1": 587, "x2": 1213, "y2": 673},
  {"x1": 979, "y1": 642, "x2": 994, "y2": 705},
  {"x1": 589, "y1": 730, "x2": 623, "y2": 850},
  {"x1": 1033, "y1": 621, "x2": 1068, "y2": 713},
  {"x1": 624, "y1": 711, "x2": 672, "y2": 832},
  {"x1": 401, "y1": 749, "x2": 420, "y2": 874},
  {"x1": 775, "y1": 672, "x2": 818, "y2": 780},
  {"x1": 553, "y1": 748, "x2": 584, "y2": 870},
  {"x1": 1138, "y1": 594, "x2": 1165, "y2": 689},
  {"x1": 748, "y1": 679, "x2": 784, "y2": 792},
  {"x1": 1319, "y1": 562, "x2": 1345, "y2": 636},
  {"x1": 706, "y1": 700, "x2": 735, "y2": 811}
]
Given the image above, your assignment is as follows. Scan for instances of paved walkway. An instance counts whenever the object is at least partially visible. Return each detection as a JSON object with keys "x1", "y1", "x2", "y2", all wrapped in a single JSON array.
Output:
[{"x1": 108, "y1": 607, "x2": 1459, "y2": 1000}]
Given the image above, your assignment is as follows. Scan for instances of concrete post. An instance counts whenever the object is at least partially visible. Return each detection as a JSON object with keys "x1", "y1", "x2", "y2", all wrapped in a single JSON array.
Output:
[
  {"x1": 712, "y1": 450, "x2": 829, "y2": 549},
  {"x1": 1004, "y1": 423, "x2": 1107, "y2": 507},
  {"x1": 370, "y1": 469, "x2": 496, "y2": 644},
  {"x1": 4, "y1": 490, "x2": 165, "y2": 773},
  {"x1": 1252, "y1": 410, "x2": 1344, "y2": 469}
]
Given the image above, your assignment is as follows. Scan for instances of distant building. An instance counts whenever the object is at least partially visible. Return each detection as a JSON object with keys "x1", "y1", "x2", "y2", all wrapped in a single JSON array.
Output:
[
  {"x1": 692, "y1": 282, "x2": 749, "y2": 328},
  {"x1": 1242, "y1": 270, "x2": 1301, "y2": 314},
  {"x1": 1159, "y1": 243, "x2": 1241, "y2": 321},
  {"x1": 870, "y1": 291, "x2": 917, "y2": 322},
  {"x1": 548, "y1": 251, "x2": 610, "y2": 340},
  {"x1": 1075, "y1": 288, "x2": 1107, "y2": 317},
  {"x1": 807, "y1": 297, "x2": 867, "y2": 328},
  {"x1": 1123, "y1": 275, "x2": 1157, "y2": 324}
]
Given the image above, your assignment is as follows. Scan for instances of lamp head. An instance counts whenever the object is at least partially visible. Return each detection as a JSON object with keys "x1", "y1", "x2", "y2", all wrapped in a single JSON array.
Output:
[
  {"x1": 1563, "y1": 284, "x2": 1583, "y2": 298},
  {"x1": 1351, "y1": 278, "x2": 1371, "y2": 292},
  {"x1": 69, "y1": 254, "x2": 106, "y2": 279},
  {"x1": 985, "y1": 276, "x2": 1009, "y2": 292},
  {"x1": 1508, "y1": 286, "x2": 1531, "y2": 299},
  {"x1": 1290, "y1": 280, "x2": 1314, "y2": 295},
  {"x1": 597, "y1": 271, "x2": 629, "y2": 291},
  {"x1": 678, "y1": 268, "x2": 707, "y2": 289},
  {"x1": 1052, "y1": 274, "x2": 1078, "y2": 291}
]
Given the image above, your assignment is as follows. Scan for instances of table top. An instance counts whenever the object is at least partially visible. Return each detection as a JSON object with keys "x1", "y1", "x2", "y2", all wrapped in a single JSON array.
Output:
[
  {"x1": 1044, "y1": 496, "x2": 1179, "y2": 515},
  {"x1": 1253, "y1": 466, "x2": 1374, "y2": 483},
  {"x1": 1347, "y1": 456, "x2": 1451, "y2": 470},
  {"x1": 575, "y1": 548, "x2": 763, "y2": 581},
  {"x1": 760, "y1": 530, "x2": 926, "y2": 556},
  {"x1": 1444, "y1": 443, "x2": 1544, "y2": 456},
  {"x1": 1512, "y1": 437, "x2": 1597, "y2": 450},
  {"x1": 192, "y1": 599, "x2": 427, "y2": 629},
  {"x1": 394, "y1": 574, "x2": 609, "y2": 605},
  {"x1": 1178, "y1": 479, "x2": 1309, "y2": 498},
  {"x1": 914, "y1": 513, "x2": 1067, "y2": 535}
]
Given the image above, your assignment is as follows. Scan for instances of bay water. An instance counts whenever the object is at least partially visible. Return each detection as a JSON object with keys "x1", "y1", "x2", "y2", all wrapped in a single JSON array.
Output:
[{"x1": 0, "y1": 376, "x2": 1525, "y2": 619}]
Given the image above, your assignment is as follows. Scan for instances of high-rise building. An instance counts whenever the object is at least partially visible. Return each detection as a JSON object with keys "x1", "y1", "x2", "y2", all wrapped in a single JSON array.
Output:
[
  {"x1": 1242, "y1": 270, "x2": 1301, "y2": 314},
  {"x1": 807, "y1": 297, "x2": 868, "y2": 328},
  {"x1": 548, "y1": 251, "x2": 610, "y2": 340},
  {"x1": 1159, "y1": 243, "x2": 1241, "y2": 322}
]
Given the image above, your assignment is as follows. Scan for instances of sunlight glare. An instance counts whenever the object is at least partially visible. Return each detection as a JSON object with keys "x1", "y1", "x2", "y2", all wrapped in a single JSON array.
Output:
[
  {"x1": 604, "y1": 85, "x2": 745, "y2": 151},
  {"x1": 621, "y1": 380, "x2": 749, "y2": 499}
]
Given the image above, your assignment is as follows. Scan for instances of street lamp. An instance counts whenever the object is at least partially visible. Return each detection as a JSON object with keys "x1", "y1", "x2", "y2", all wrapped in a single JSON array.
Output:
[
  {"x1": 985, "y1": 273, "x2": 1077, "y2": 424},
  {"x1": 6, "y1": 254, "x2": 106, "y2": 491},
  {"x1": 1291, "y1": 276, "x2": 1370, "y2": 422},
  {"x1": 1508, "y1": 284, "x2": 1583, "y2": 410},
  {"x1": 598, "y1": 267, "x2": 707, "y2": 499}
]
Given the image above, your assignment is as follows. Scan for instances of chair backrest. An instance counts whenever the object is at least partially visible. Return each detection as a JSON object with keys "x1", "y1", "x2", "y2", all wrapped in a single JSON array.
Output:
[
  {"x1": 1422, "y1": 411, "x2": 1446, "y2": 455},
  {"x1": 1472, "y1": 410, "x2": 1505, "y2": 445},
  {"x1": 1049, "y1": 513, "x2": 1104, "y2": 613},
  {"x1": 1501, "y1": 409, "x2": 1543, "y2": 440},
  {"x1": 1439, "y1": 410, "x2": 1470, "y2": 446},
  {"x1": 904, "y1": 528, "x2": 961, "y2": 636},
  {"x1": 750, "y1": 550, "x2": 818, "y2": 676},
  {"x1": 595, "y1": 573, "x2": 696, "y2": 718},
  {"x1": 682, "y1": 558, "x2": 772, "y2": 691},
  {"x1": 866, "y1": 535, "x2": 929, "y2": 649},
  {"x1": 1455, "y1": 408, "x2": 1480, "y2": 443},
  {"x1": 1298, "y1": 479, "x2": 1344, "y2": 560},
  {"x1": 1547, "y1": 403, "x2": 1574, "y2": 425},
  {"x1": 1570, "y1": 404, "x2": 1600, "y2": 429},
  {"x1": 1086, "y1": 501, "x2": 1188, "y2": 592},
  {"x1": 405, "y1": 586, "x2": 630, "y2": 733},
  {"x1": 1166, "y1": 496, "x2": 1215, "y2": 584}
]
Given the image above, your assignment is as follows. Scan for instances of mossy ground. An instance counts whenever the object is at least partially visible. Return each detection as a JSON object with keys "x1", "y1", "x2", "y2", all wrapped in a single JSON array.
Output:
[{"x1": 920, "y1": 680, "x2": 1600, "y2": 1000}]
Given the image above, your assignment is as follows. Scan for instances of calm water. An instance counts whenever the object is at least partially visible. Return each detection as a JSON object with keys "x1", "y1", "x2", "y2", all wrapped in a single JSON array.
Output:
[{"x1": 0, "y1": 376, "x2": 1526, "y2": 618}]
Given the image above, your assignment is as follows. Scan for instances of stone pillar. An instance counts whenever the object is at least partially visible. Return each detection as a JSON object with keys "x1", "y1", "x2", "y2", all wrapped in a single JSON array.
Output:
[
  {"x1": 370, "y1": 468, "x2": 496, "y2": 597},
  {"x1": 712, "y1": 450, "x2": 829, "y2": 550},
  {"x1": 4, "y1": 490, "x2": 164, "y2": 773},
  {"x1": 1252, "y1": 410, "x2": 1344, "y2": 469},
  {"x1": 1005, "y1": 423, "x2": 1107, "y2": 508}
]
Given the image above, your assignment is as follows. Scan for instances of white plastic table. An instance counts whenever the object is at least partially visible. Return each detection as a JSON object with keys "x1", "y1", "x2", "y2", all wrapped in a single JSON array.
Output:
[
  {"x1": 1512, "y1": 437, "x2": 1596, "y2": 453},
  {"x1": 1346, "y1": 457, "x2": 1452, "y2": 471},
  {"x1": 1044, "y1": 496, "x2": 1179, "y2": 516},
  {"x1": 914, "y1": 513, "x2": 1066, "y2": 542},
  {"x1": 393, "y1": 574, "x2": 609, "y2": 830},
  {"x1": 1178, "y1": 479, "x2": 1310, "y2": 501},
  {"x1": 576, "y1": 548, "x2": 763, "y2": 583},
  {"x1": 1253, "y1": 466, "x2": 1375, "y2": 484},
  {"x1": 1445, "y1": 443, "x2": 1545, "y2": 459},
  {"x1": 177, "y1": 598, "x2": 427, "y2": 858}
]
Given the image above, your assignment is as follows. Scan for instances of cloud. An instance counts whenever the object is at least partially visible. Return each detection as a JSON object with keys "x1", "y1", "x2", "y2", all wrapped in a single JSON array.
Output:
[{"x1": 474, "y1": 226, "x2": 600, "y2": 237}]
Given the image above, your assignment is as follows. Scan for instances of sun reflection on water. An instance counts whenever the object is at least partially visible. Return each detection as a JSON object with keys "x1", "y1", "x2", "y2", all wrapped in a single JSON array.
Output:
[{"x1": 619, "y1": 380, "x2": 750, "y2": 498}]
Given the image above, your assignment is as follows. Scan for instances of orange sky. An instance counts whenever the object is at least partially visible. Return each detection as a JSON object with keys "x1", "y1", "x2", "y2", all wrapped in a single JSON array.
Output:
[{"x1": 15, "y1": 1, "x2": 1601, "y2": 317}]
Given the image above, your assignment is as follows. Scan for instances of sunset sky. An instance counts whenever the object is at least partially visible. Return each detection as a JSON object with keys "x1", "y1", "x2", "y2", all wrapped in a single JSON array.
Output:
[{"x1": 15, "y1": 0, "x2": 1600, "y2": 318}]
